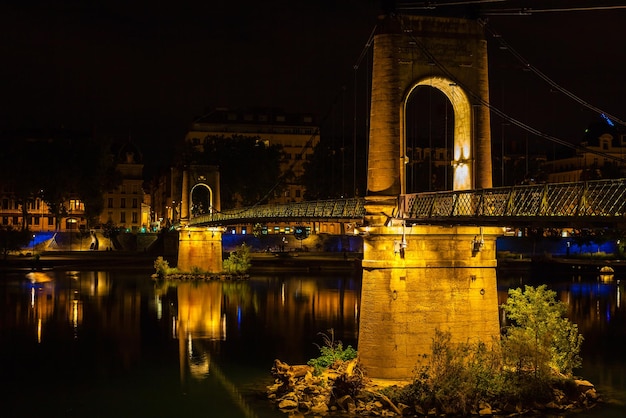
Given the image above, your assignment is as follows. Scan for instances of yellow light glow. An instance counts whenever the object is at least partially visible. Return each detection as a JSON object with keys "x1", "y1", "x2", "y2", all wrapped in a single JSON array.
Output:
[
  {"x1": 453, "y1": 163, "x2": 472, "y2": 190},
  {"x1": 404, "y1": 76, "x2": 473, "y2": 191}
]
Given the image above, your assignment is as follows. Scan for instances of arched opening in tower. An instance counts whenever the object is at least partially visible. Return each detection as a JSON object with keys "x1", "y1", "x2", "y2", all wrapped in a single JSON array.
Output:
[
  {"x1": 403, "y1": 76, "x2": 473, "y2": 193},
  {"x1": 190, "y1": 184, "x2": 213, "y2": 217},
  {"x1": 405, "y1": 86, "x2": 454, "y2": 193}
]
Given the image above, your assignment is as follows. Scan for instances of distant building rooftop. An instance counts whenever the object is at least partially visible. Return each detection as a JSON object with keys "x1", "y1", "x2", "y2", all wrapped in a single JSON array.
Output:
[{"x1": 190, "y1": 107, "x2": 318, "y2": 132}]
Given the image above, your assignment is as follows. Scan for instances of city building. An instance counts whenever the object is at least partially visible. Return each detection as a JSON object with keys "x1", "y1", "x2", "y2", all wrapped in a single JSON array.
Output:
[
  {"x1": 186, "y1": 107, "x2": 320, "y2": 205},
  {"x1": 541, "y1": 124, "x2": 626, "y2": 183},
  {"x1": 0, "y1": 132, "x2": 87, "y2": 232},
  {"x1": 98, "y1": 140, "x2": 149, "y2": 233}
]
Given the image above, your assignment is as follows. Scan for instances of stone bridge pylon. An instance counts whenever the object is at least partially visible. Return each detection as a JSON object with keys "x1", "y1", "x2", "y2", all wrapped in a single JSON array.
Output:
[
  {"x1": 176, "y1": 164, "x2": 223, "y2": 273},
  {"x1": 358, "y1": 13, "x2": 501, "y2": 379}
]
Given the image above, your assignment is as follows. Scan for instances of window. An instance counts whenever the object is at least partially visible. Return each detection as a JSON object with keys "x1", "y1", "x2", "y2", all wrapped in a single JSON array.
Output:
[
  {"x1": 120, "y1": 212, "x2": 126, "y2": 223},
  {"x1": 33, "y1": 216, "x2": 40, "y2": 225},
  {"x1": 132, "y1": 212, "x2": 138, "y2": 223},
  {"x1": 295, "y1": 189, "x2": 301, "y2": 198},
  {"x1": 121, "y1": 198, "x2": 126, "y2": 208},
  {"x1": 69, "y1": 199, "x2": 82, "y2": 211},
  {"x1": 2, "y1": 199, "x2": 7, "y2": 209},
  {"x1": 48, "y1": 216, "x2": 54, "y2": 226},
  {"x1": 108, "y1": 198, "x2": 113, "y2": 208},
  {"x1": 2, "y1": 217, "x2": 7, "y2": 225},
  {"x1": 132, "y1": 198, "x2": 138, "y2": 208}
]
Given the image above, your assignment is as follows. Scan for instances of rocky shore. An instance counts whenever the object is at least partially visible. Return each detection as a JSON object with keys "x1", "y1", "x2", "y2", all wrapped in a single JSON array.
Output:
[{"x1": 267, "y1": 359, "x2": 601, "y2": 417}]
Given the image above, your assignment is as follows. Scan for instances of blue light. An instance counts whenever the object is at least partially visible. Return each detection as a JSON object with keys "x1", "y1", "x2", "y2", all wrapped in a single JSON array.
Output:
[{"x1": 601, "y1": 113, "x2": 615, "y2": 127}]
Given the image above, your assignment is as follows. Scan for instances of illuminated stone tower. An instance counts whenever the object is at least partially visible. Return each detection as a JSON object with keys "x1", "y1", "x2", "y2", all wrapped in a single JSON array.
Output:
[
  {"x1": 358, "y1": 14, "x2": 501, "y2": 379},
  {"x1": 177, "y1": 165, "x2": 223, "y2": 273}
]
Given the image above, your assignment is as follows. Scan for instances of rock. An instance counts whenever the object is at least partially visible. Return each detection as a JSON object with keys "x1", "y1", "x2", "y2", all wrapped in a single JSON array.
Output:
[
  {"x1": 585, "y1": 388, "x2": 599, "y2": 400},
  {"x1": 310, "y1": 402, "x2": 329, "y2": 414},
  {"x1": 336, "y1": 395, "x2": 356, "y2": 413},
  {"x1": 545, "y1": 401, "x2": 562, "y2": 410},
  {"x1": 575, "y1": 379, "x2": 595, "y2": 391},
  {"x1": 478, "y1": 401, "x2": 492, "y2": 415},
  {"x1": 277, "y1": 398, "x2": 298, "y2": 410}
]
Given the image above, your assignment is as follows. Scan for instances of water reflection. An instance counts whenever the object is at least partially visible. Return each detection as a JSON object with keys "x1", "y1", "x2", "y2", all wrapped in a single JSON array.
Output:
[
  {"x1": 1, "y1": 267, "x2": 625, "y2": 417},
  {"x1": 152, "y1": 275, "x2": 362, "y2": 383}
]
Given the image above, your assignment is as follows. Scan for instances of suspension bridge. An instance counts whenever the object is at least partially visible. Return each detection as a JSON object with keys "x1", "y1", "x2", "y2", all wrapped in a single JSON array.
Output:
[
  {"x1": 174, "y1": 8, "x2": 626, "y2": 380},
  {"x1": 190, "y1": 178, "x2": 626, "y2": 228}
]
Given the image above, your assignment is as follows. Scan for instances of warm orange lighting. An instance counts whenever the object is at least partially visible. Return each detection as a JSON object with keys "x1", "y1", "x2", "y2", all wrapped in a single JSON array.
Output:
[{"x1": 404, "y1": 76, "x2": 473, "y2": 192}]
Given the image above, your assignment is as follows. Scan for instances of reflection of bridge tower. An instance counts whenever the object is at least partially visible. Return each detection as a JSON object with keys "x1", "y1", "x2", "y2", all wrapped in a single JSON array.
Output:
[
  {"x1": 358, "y1": 14, "x2": 501, "y2": 379},
  {"x1": 177, "y1": 165, "x2": 224, "y2": 273}
]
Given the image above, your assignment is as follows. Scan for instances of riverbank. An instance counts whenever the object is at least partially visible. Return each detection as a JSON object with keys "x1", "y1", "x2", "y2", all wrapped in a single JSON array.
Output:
[
  {"x1": 497, "y1": 255, "x2": 626, "y2": 275},
  {"x1": 0, "y1": 251, "x2": 157, "y2": 272},
  {"x1": 0, "y1": 250, "x2": 362, "y2": 274}
]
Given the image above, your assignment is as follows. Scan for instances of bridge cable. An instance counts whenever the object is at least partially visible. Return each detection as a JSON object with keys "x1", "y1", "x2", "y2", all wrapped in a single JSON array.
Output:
[
  {"x1": 198, "y1": 25, "x2": 379, "y2": 220},
  {"x1": 396, "y1": 13, "x2": 626, "y2": 164},
  {"x1": 480, "y1": 20, "x2": 626, "y2": 127}
]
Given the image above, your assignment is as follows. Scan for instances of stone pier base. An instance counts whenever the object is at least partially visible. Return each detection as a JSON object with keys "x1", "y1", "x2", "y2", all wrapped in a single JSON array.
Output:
[
  {"x1": 357, "y1": 224, "x2": 501, "y2": 379},
  {"x1": 177, "y1": 228, "x2": 223, "y2": 273}
]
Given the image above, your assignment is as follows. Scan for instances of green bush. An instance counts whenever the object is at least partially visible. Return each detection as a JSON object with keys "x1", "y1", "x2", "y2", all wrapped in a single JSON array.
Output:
[
  {"x1": 223, "y1": 243, "x2": 252, "y2": 275},
  {"x1": 389, "y1": 286, "x2": 584, "y2": 415},
  {"x1": 153, "y1": 256, "x2": 178, "y2": 277},
  {"x1": 501, "y1": 284, "x2": 583, "y2": 377},
  {"x1": 307, "y1": 329, "x2": 357, "y2": 376}
]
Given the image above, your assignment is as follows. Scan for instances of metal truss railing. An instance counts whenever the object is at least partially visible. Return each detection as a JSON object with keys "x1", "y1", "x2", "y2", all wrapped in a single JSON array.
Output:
[
  {"x1": 400, "y1": 178, "x2": 626, "y2": 226},
  {"x1": 190, "y1": 198, "x2": 366, "y2": 226},
  {"x1": 188, "y1": 179, "x2": 626, "y2": 228}
]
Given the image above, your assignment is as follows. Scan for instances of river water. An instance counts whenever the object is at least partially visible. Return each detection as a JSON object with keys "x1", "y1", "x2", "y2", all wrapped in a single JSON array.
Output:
[{"x1": 0, "y1": 261, "x2": 624, "y2": 418}]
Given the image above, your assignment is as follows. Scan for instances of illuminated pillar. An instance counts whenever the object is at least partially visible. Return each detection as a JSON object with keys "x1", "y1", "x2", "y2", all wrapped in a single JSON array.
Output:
[
  {"x1": 177, "y1": 228, "x2": 223, "y2": 273},
  {"x1": 181, "y1": 168, "x2": 190, "y2": 223},
  {"x1": 358, "y1": 225, "x2": 501, "y2": 379}
]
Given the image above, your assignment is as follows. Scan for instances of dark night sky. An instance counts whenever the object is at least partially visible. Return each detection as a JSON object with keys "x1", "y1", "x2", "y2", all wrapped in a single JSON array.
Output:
[{"x1": 1, "y1": 0, "x2": 625, "y2": 171}]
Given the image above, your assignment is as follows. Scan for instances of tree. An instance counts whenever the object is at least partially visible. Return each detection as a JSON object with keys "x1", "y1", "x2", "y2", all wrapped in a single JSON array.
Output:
[
  {"x1": 176, "y1": 135, "x2": 283, "y2": 208},
  {"x1": 501, "y1": 285, "x2": 583, "y2": 377},
  {"x1": 222, "y1": 243, "x2": 252, "y2": 275},
  {"x1": 0, "y1": 226, "x2": 32, "y2": 259},
  {"x1": 301, "y1": 142, "x2": 344, "y2": 200},
  {"x1": 0, "y1": 131, "x2": 120, "y2": 230}
]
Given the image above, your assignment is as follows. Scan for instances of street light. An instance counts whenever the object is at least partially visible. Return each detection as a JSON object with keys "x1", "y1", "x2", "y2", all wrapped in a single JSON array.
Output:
[{"x1": 32, "y1": 234, "x2": 35, "y2": 255}]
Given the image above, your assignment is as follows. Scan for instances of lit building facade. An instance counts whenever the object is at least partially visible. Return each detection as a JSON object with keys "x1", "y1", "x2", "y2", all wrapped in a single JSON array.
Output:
[
  {"x1": 186, "y1": 107, "x2": 319, "y2": 205},
  {"x1": 542, "y1": 133, "x2": 626, "y2": 183},
  {"x1": 98, "y1": 141, "x2": 148, "y2": 233},
  {"x1": 0, "y1": 192, "x2": 86, "y2": 232}
]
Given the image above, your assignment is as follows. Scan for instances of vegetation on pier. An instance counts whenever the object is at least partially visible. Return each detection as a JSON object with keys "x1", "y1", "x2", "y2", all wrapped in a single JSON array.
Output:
[
  {"x1": 268, "y1": 285, "x2": 598, "y2": 416},
  {"x1": 153, "y1": 243, "x2": 252, "y2": 280}
]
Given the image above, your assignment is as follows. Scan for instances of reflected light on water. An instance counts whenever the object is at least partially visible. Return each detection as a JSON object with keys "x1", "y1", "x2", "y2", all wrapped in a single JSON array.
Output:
[
  {"x1": 156, "y1": 295, "x2": 162, "y2": 320},
  {"x1": 72, "y1": 299, "x2": 81, "y2": 339}
]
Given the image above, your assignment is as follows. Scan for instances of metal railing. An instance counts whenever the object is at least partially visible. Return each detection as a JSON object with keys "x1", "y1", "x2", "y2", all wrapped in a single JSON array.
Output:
[
  {"x1": 188, "y1": 179, "x2": 626, "y2": 227},
  {"x1": 400, "y1": 178, "x2": 626, "y2": 226},
  {"x1": 190, "y1": 198, "x2": 365, "y2": 226}
]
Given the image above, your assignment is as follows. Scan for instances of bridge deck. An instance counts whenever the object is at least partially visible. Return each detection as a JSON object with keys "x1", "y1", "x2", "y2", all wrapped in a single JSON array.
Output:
[{"x1": 188, "y1": 179, "x2": 626, "y2": 228}]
